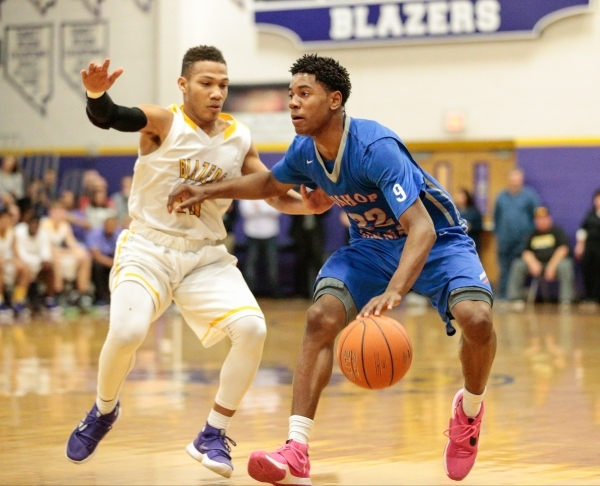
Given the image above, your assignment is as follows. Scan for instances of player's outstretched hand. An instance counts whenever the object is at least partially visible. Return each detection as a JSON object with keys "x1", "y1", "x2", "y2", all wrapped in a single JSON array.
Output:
[
  {"x1": 360, "y1": 290, "x2": 402, "y2": 317},
  {"x1": 167, "y1": 184, "x2": 207, "y2": 213},
  {"x1": 301, "y1": 185, "x2": 333, "y2": 214},
  {"x1": 81, "y1": 58, "x2": 124, "y2": 93}
]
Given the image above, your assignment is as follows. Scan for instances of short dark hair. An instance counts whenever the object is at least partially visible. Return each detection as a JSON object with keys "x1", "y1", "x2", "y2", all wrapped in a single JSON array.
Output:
[
  {"x1": 290, "y1": 54, "x2": 351, "y2": 106},
  {"x1": 181, "y1": 45, "x2": 226, "y2": 77}
]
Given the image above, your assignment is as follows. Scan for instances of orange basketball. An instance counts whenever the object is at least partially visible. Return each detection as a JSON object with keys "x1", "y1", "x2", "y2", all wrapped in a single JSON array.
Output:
[{"x1": 336, "y1": 315, "x2": 412, "y2": 390}]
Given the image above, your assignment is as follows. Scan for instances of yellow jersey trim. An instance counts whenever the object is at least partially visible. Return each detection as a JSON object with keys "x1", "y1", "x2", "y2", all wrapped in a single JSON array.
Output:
[
  {"x1": 200, "y1": 306, "x2": 263, "y2": 342},
  {"x1": 124, "y1": 272, "x2": 161, "y2": 310},
  {"x1": 220, "y1": 113, "x2": 237, "y2": 141},
  {"x1": 113, "y1": 230, "x2": 132, "y2": 275}
]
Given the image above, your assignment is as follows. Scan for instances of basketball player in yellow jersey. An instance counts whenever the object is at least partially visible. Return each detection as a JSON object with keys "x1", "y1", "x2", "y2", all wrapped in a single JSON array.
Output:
[{"x1": 65, "y1": 46, "x2": 333, "y2": 478}]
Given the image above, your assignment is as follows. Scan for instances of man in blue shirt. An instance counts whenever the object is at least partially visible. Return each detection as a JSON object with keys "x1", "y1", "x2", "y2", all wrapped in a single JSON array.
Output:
[
  {"x1": 493, "y1": 169, "x2": 540, "y2": 299},
  {"x1": 86, "y1": 215, "x2": 120, "y2": 305},
  {"x1": 168, "y1": 54, "x2": 495, "y2": 483}
]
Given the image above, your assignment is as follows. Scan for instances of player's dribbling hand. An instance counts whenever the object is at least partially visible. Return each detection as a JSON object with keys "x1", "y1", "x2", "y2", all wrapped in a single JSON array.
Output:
[
  {"x1": 360, "y1": 291, "x2": 402, "y2": 317},
  {"x1": 167, "y1": 184, "x2": 206, "y2": 213},
  {"x1": 81, "y1": 58, "x2": 124, "y2": 93},
  {"x1": 300, "y1": 185, "x2": 334, "y2": 214}
]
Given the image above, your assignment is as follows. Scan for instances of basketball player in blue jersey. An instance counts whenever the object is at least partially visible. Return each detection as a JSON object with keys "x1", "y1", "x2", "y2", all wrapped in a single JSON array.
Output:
[
  {"x1": 168, "y1": 54, "x2": 496, "y2": 484},
  {"x1": 64, "y1": 47, "x2": 332, "y2": 479}
]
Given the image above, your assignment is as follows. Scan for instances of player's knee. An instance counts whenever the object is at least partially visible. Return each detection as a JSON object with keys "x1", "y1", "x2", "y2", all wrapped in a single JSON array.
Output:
[
  {"x1": 306, "y1": 302, "x2": 344, "y2": 343},
  {"x1": 228, "y1": 315, "x2": 267, "y2": 350},
  {"x1": 107, "y1": 308, "x2": 149, "y2": 349},
  {"x1": 457, "y1": 302, "x2": 494, "y2": 345},
  {"x1": 106, "y1": 321, "x2": 148, "y2": 350}
]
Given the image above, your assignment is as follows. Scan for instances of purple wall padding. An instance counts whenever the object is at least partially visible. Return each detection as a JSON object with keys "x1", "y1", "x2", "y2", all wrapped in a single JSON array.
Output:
[{"x1": 517, "y1": 146, "x2": 600, "y2": 245}]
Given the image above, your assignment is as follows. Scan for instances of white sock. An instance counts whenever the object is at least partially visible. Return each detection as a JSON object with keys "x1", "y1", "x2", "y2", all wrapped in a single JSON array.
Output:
[
  {"x1": 462, "y1": 387, "x2": 486, "y2": 418},
  {"x1": 207, "y1": 409, "x2": 232, "y2": 431},
  {"x1": 96, "y1": 397, "x2": 118, "y2": 416},
  {"x1": 288, "y1": 415, "x2": 314, "y2": 444}
]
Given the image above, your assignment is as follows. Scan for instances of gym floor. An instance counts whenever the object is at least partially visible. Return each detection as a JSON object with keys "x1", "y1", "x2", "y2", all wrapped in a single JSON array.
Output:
[{"x1": 1, "y1": 299, "x2": 599, "y2": 485}]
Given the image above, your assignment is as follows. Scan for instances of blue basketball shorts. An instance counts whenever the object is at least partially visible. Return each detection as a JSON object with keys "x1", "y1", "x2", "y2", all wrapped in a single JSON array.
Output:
[{"x1": 316, "y1": 228, "x2": 493, "y2": 335}]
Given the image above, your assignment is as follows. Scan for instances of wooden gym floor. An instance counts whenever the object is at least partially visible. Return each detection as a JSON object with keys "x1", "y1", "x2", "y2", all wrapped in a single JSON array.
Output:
[{"x1": 1, "y1": 299, "x2": 600, "y2": 485}]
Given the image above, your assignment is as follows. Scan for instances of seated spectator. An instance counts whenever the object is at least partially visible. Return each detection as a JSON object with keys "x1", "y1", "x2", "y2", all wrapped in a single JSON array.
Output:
[
  {"x1": 42, "y1": 168, "x2": 59, "y2": 204},
  {"x1": 239, "y1": 199, "x2": 281, "y2": 297},
  {"x1": 79, "y1": 171, "x2": 111, "y2": 211},
  {"x1": 85, "y1": 188, "x2": 116, "y2": 229},
  {"x1": 14, "y1": 210, "x2": 60, "y2": 313},
  {"x1": 60, "y1": 190, "x2": 91, "y2": 243},
  {"x1": 507, "y1": 206, "x2": 574, "y2": 307},
  {"x1": 0, "y1": 208, "x2": 31, "y2": 317},
  {"x1": 111, "y1": 175, "x2": 132, "y2": 225},
  {"x1": 455, "y1": 188, "x2": 483, "y2": 250},
  {"x1": 0, "y1": 155, "x2": 24, "y2": 206},
  {"x1": 86, "y1": 216, "x2": 120, "y2": 305},
  {"x1": 6, "y1": 202, "x2": 21, "y2": 226},
  {"x1": 574, "y1": 188, "x2": 600, "y2": 307},
  {"x1": 18, "y1": 179, "x2": 47, "y2": 218},
  {"x1": 41, "y1": 201, "x2": 93, "y2": 310}
]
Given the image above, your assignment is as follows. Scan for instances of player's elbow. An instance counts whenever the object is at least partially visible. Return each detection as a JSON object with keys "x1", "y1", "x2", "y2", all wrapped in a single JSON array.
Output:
[{"x1": 416, "y1": 219, "x2": 436, "y2": 247}]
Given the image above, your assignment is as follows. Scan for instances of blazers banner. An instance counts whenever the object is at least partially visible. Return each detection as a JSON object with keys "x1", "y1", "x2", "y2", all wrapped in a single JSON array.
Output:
[{"x1": 254, "y1": 0, "x2": 593, "y2": 47}]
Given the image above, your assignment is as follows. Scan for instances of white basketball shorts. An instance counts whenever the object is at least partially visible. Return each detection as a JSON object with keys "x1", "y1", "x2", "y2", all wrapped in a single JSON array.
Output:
[{"x1": 110, "y1": 228, "x2": 264, "y2": 348}]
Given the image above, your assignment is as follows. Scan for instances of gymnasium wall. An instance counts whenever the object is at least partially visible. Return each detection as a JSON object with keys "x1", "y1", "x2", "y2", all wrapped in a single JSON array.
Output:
[
  {"x1": 1, "y1": 0, "x2": 598, "y2": 288},
  {"x1": 0, "y1": 0, "x2": 599, "y2": 149}
]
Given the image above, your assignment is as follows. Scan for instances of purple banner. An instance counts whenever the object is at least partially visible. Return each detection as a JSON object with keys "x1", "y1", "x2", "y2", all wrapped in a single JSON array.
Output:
[{"x1": 254, "y1": 0, "x2": 592, "y2": 47}]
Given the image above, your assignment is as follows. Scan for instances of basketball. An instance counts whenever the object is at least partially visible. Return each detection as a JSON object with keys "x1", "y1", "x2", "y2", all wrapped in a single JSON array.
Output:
[{"x1": 336, "y1": 315, "x2": 412, "y2": 390}]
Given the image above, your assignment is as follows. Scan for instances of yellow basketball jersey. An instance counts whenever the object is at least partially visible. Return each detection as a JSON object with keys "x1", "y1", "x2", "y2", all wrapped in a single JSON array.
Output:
[{"x1": 128, "y1": 105, "x2": 250, "y2": 242}]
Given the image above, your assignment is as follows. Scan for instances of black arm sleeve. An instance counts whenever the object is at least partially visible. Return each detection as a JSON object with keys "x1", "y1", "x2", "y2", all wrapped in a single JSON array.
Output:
[{"x1": 86, "y1": 92, "x2": 148, "y2": 132}]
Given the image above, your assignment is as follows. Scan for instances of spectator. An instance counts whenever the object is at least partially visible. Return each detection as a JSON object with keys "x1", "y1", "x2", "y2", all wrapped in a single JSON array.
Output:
[
  {"x1": 14, "y1": 210, "x2": 60, "y2": 313},
  {"x1": 0, "y1": 208, "x2": 31, "y2": 317},
  {"x1": 0, "y1": 154, "x2": 24, "y2": 205},
  {"x1": 493, "y1": 168, "x2": 540, "y2": 299},
  {"x1": 78, "y1": 170, "x2": 105, "y2": 210},
  {"x1": 574, "y1": 188, "x2": 600, "y2": 307},
  {"x1": 239, "y1": 199, "x2": 281, "y2": 298},
  {"x1": 6, "y1": 202, "x2": 21, "y2": 226},
  {"x1": 455, "y1": 188, "x2": 483, "y2": 250},
  {"x1": 506, "y1": 206, "x2": 574, "y2": 307},
  {"x1": 41, "y1": 201, "x2": 93, "y2": 310},
  {"x1": 60, "y1": 190, "x2": 91, "y2": 244},
  {"x1": 111, "y1": 175, "x2": 132, "y2": 225},
  {"x1": 86, "y1": 216, "x2": 120, "y2": 305},
  {"x1": 85, "y1": 188, "x2": 116, "y2": 229},
  {"x1": 19, "y1": 179, "x2": 47, "y2": 217},
  {"x1": 289, "y1": 213, "x2": 325, "y2": 298},
  {"x1": 42, "y1": 168, "x2": 59, "y2": 204}
]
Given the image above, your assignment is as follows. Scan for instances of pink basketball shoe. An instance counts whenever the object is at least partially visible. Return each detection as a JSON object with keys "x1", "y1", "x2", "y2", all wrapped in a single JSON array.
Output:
[
  {"x1": 247, "y1": 440, "x2": 311, "y2": 485},
  {"x1": 443, "y1": 390, "x2": 484, "y2": 481}
]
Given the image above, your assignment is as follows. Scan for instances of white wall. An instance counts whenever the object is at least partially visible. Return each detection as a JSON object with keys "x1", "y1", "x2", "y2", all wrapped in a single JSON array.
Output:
[
  {"x1": 180, "y1": 0, "x2": 600, "y2": 141},
  {"x1": 0, "y1": 0, "x2": 156, "y2": 150},
  {"x1": 1, "y1": 0, "x2": 598, "y2": 150}
]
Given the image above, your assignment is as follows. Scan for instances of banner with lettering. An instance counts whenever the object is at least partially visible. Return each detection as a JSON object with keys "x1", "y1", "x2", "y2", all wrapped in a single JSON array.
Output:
[
  {"x1": 254, "y1": 0, "x2": 593, "y2": 48},
  {"x1": 60, "y1": 21, "x2": 108, "y2": 97},
  {"x1": 4, "y1": 24, "x2": 54, "y2": 115}
]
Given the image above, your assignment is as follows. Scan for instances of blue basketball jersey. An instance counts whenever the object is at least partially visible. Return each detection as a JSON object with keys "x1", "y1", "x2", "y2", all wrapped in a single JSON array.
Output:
[{"x1": 272, "y1": 116, "x2": 467, "y2": 242}]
